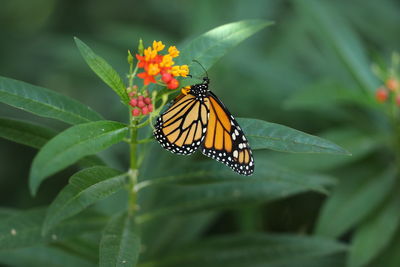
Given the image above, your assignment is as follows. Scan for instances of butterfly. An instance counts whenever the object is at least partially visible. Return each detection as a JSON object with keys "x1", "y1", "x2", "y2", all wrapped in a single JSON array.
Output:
[{"x1": 153, "y1": 76, "x2": 254, "y2": 176}]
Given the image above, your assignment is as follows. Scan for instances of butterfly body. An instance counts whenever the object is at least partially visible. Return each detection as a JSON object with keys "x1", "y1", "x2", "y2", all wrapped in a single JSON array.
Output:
[{"x1": 154, "y1": 77, "x2": 254, "y2": 176}]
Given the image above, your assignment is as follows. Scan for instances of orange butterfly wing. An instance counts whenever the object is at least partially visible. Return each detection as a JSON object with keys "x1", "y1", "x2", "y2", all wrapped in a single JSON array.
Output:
[
  {"x1": 201, "y1": 92, "x2": 254, "y2": 175},
  {"x1": 154, "y1": 93, "x2": 209, "y2": 155}
]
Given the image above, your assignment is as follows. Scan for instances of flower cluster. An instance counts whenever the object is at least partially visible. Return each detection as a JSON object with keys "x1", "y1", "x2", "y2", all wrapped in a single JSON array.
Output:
[
  {"x1": 136, "y1": 41, "x2": 189, "y2": 89},
  {"x1": 128, "y1": 91, "x2": 153, "y2": 116},
  {"x1": 375, "y1": 77, "x2": 399, "y2": 104}
]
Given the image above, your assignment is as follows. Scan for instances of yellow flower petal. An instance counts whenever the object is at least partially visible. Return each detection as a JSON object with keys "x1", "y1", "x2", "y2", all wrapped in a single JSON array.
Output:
[
  {"x1": 179, "y1": 65, "x2": 189, "y2": 77},
  {"x1": 147, "y1": 63, "x2": 160, "y2": 76},
  {"x1": 168, "y1": 46, "x2": 180, "y2": 58},
  {"x1": 160, "y1": 55, "x2": 174, "y2": 67},
  {"x1": 171, "y1": 66, "x2": 180, "y2": 76},
  {"x1": 153, "y1": 41, "x2": 165, "y2": 52},
  {"x1": 144, "y1": 47, "x2": 157, "y2": 61}
]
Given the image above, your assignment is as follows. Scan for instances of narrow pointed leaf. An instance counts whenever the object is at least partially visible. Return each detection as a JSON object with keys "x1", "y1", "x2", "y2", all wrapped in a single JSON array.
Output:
[
  {"x1": 0, "y1": 117, "x2": 56, "y2": 149},
  {"x1": 75, "y1": 37, "x2": 129, "y2": 104},
  {"x1": 140, "y1": 234, "x2": 347, "y2": 267},
  {"x1": 238, "y1": 118, "x2": 350, "y2": 154},
  {"x1": 0, "y1": 117, "x2": 106, "y2": 168},
  {"x1": 136, "y1": 161, "x2": 336, "y2": 223},
  {"x1": 0, "y1": 76, "x2": 103, "y2": 124},
  {"x1": 0, "y1": 246, "x2": 96, "y2": 267},
  {"x1": 0, "y1": 208, "x2": 106, "y2": 250},
  {"x1": 43, "y1": 166, "x2": 128, "y2": 234},
  {"x1": 177, "y1": 20, "x2": 274, "y2": 77},
  {"x1": 29, "y1": 120, "x2": 128, "y2": 195},
  {"x1": 315, "y1": 168, "x2": 397, "y2": 238},
  {"x1": 296, "y1": 0, "x2": 379, "y2": 92},
  {"x1": 100, "y1": 213, "x2": 141, "y2": 267},
  {"x1": 348, "y1": 190, "x2": 400, "y2": 267}
]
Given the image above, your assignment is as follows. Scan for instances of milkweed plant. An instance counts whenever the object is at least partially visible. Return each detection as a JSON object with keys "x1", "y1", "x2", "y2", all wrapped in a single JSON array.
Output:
[{"x1": 0, "y1": 20, "x2": 351, "y2": 266}]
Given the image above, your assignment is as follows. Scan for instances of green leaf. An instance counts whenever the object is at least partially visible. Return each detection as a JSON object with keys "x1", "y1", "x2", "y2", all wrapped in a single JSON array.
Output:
[
  {"x1": 296, "y1": 0, "x2": 379, "y2": 93},
  {"x1": 141, "y1": 212, "x2": 216, "y2": 259},
  {"x1": 238, "y1": 118, "x2": 350, "y2": 155},
  {"x1": 177, "y1": 20, "x2": 274, "y2": 76},
  {"x1": 315, "y1": 167, "x2": 397, "y2": 238},
  {"x1": 0, "y1": 245, "x2": 96, "y2": 267},
  {"x1": 371, "y1": 225, "x2": 400, "y2": 267},
  {"x1": 140, "y1": 234, "x2": 347, "y2": 267},
  {"x1": 43, "y1": 166, "x2": 128, "y2": 234},
  {"x1": 74, "y1": 37, "x2": 129, "y2": 104},
  {"x1": 0, "y1": 208, "x2": 106, "y2": 250},
  {"x1": 266, "y1": 128, "x2": 382, "y2": 172},
  {"x1": 136, "y1": 161, "x2": 336, "y2": 223},
  {"x1": 29, "y1": 120, "x2": 128, "y2": 195},
  {"x1": 0, "y1": 116, "x2": 106, "y2": 169},
  {"x1": 0, "y1": 76, "x2": 103, "y2": 125},
  {"x1": 348, "y1": 189, "x2": 400, "y2": 267},
  {"x1": 100, "y1": 213, "x2": 141, "y2": 267},
  {"x1": 0, "y1": 117, "x2": 56, "y2": 149}
]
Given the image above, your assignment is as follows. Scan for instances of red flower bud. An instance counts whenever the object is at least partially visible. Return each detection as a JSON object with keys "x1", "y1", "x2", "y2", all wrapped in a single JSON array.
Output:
[
  {"x1": 144, "y1": 97, "x2": 152, "y2": 105},
  {"x1": 132, "y1": 109, "x2": 141, "y2": 116},
  {"x1": 142, "y1": 106, "x2": 149, "y2": 115},
  {"x1": 162, "y1": 72, "x2": 173, "y2": 83},
  {"x1": 148, "y1": 104, "x2": 153, "y2": 112},
  {"x1": 137, "y1": 101, "x2": 146, "y2": 108},
  {"x1": 138, "y1": 95, "x2": 144, "y2": 101},
  {"x1": 129, "y1": 98, "x2": 138, "y2": 107},
  {"x1": 167, "y1": 78, "x2": 179, "y2": 89},
  {"x1": 376, "y1": 87, "x2": 388, "y2": 103}
]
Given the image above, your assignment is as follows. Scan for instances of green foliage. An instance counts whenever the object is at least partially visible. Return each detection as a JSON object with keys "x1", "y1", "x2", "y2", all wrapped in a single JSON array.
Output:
[
  {"x1": 29, "y1": 120, "x2": 129, "y2": 195},
  {"x1": 177, "y1": 19, "x2": 274, "y2": 77},
  {"x1": 0, "y1": 76, "x2": 103, "y2": 125},
  {"x1": 315, "y1": 168, "x2": 397, "y2": 238},
  {"x1": 43, "y1": 166, "x2": 128, "y2": 234},
  {"x1": 0, "y1": 246, "x2": 96, "y2": 267},
  {"x1": 239, "y1": 118, "x2": 350, "y2": 154},
  {"x1": 100, "y1": 213, "x2": 140, "y2": 267},
  {"x1": 75, "y1": 37, "x2": 130, "y2": 105},
  {"x1": 0, "y1": 208, "x2": 106, "y2": 250},
  {"x1": 348, "y1": 188, "x2": 400, "y2": 267},
  {"x1": 0, "y1": 117, "x2": 56, "y2": 149},
  {"x1": 139, "y1": 234, "x2": 347, "y2": 267}
]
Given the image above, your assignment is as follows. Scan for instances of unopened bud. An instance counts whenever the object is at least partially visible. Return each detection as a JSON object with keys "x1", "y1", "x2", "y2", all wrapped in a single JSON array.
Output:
[
  {"x1": 144, "y1": 97, "x2": 152, "y2": 105},
  {"x1": 130, "y1": 98, "x2": 138, "y2": 107},
  {"x1": 138, "y1": 39, "x2": 144, "y2": 56},
  {"x1": 376, "y1": 87, "x2": 388, "y2": 103},
  {"x1": 127, "y1": 50, "x2": 134, "y2": 65},
  {"x1": 167, "y1": 78, "x2": 179, "y2": 90},
  {"x1": 132, "y1": 109, "x2": 141, "y2": 116},
  {"x1": 142, "y1": 106, "x2": 149, "y2": 115},
  {"x1": 137, "y1": 101, "x2": 146, "y2": 108}
]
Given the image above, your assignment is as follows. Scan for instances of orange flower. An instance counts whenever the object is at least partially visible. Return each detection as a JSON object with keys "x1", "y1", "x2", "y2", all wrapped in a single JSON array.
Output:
[
  {"x1": 135, "y1": 40, "x2": 189, "y2": 89},
  {"x1": 137, "y1": 72, "x2": 156, "y2": 85}
]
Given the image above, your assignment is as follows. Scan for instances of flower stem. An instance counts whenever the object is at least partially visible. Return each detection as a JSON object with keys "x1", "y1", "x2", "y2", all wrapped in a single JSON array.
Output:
[{"x1": 128, "y1": 120, "x2": 139, "y2": 214}]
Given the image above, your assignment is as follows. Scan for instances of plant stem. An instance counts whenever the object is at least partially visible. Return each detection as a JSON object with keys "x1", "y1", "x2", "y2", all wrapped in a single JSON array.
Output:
[{"x1": 128, "y1": 120, "x2": 139, "y2": 214}]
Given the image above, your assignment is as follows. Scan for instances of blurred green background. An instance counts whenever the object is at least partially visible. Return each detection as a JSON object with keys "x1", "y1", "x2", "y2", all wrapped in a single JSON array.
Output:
[{"x1": 1, "y1": 0, "x2": 400, "y2": 266}]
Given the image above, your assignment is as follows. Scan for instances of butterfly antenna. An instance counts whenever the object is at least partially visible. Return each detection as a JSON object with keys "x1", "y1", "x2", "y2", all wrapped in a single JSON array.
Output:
[{"x1": 192, "y1": 59, "x2": 208, "y2": 78}]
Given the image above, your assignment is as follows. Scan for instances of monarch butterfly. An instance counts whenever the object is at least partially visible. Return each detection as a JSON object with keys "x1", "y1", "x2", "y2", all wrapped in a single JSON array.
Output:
[{"x1": 153, "y1": 73, "x2": 254, "y2": 176}]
